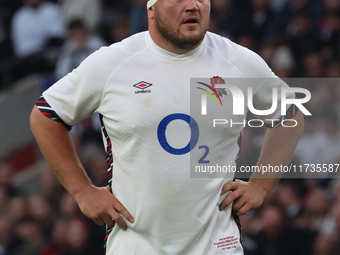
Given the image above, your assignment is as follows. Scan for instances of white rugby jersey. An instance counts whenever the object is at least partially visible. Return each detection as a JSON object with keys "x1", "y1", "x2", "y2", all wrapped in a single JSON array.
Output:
[{"x1": 42, "y1": 31, "x2": 295, "y2": 255}]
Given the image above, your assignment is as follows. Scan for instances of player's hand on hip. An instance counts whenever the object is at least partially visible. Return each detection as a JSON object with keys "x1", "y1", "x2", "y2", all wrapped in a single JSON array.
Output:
[
  {"x1": 74, "y1": 185, "x2": 134, "y2": 230},
  {"x1": 219, "y1": 179, "x2": 266, "y2": 216}
]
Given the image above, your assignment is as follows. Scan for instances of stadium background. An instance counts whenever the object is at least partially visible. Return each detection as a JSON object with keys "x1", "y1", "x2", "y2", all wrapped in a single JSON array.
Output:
[{"x1": 1, "y1": 0, "x2": 340, "y2": 254}]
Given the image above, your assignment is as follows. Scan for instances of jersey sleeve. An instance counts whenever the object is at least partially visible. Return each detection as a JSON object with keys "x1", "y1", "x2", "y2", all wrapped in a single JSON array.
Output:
[
  {"x1": 250, "y1": 72, "x2": 297, "y2": 127},
  {"x1": 35, "y1": 96, "x2": 72, "y2": 130},
  {"x1": 41, "y1": 46, "x2": 113, "y2": 126}
]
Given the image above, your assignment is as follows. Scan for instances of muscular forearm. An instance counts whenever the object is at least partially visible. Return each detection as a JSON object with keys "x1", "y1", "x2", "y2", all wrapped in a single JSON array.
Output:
[
  {"x1": 30, "y1": 105, "x2": 134, "y2": 228},
  {"x1": 249, "y1": 110, "x2": 305, "y2": 195},
  {"x1": 30, "y1": 105, "x2": 92, "y2": 198},
  {"x1": 220, "y1": 110, "x2": 304, "y2": 214}
]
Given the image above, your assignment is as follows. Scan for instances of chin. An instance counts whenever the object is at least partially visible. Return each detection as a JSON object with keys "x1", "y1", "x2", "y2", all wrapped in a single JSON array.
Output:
[{"x1": 182, "y1": 29, "x2": 204, "y2": 39}]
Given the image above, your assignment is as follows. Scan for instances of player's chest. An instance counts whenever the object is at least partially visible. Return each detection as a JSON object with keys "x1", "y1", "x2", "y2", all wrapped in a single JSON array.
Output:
[{"x1": 99, "y1": 57, "x2": 248, "y2": 134}]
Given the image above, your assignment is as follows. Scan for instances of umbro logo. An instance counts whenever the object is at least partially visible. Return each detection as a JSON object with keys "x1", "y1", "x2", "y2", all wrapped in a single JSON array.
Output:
[{"x1": 134, "y1": 81, "x2": 152, "y2": 94}]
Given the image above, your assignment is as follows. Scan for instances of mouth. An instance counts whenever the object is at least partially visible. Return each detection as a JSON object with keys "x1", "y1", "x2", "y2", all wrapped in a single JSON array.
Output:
[{"x1": 183, "y1": 17, "x2": 199, "y2": 25}]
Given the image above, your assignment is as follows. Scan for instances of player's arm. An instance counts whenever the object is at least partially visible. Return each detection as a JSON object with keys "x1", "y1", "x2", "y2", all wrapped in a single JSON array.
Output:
[
  {"x1": 30, "y1": 105, "x2": 134, "y2": 229},
  {"x1": 220, "y1": 109, "x2": 304, "y2": 215}
]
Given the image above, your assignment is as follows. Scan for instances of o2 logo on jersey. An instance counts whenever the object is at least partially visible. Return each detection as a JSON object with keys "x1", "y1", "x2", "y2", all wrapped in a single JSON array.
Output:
[{"x1": 157, "y1": 113, "x2": 210, "y2": 163}]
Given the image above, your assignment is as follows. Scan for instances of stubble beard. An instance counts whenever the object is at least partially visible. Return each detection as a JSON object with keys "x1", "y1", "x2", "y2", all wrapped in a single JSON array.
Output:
[{"x1": 154, "y1": 9, "x2": 209, "y2": 51}]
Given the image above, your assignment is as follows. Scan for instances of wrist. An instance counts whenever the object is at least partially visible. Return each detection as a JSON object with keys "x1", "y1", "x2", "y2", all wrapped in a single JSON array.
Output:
[
  {"x1": 248, "y1": 179, "x2": 269, "y2": 200},
  {"x1": 71, "y1": 182, "x2": 94, "y2": 202}
]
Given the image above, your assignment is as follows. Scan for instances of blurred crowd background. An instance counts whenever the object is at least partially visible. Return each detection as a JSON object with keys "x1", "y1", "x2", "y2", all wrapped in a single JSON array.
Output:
[{"x1": 1, "y1": 0, "x2": 340, "y2": 254}]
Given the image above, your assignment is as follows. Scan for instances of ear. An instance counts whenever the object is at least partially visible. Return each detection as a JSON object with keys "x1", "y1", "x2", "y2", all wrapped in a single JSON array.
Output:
[{"x1": 147, "y1": 6, "x2": 155, "y2": 20}]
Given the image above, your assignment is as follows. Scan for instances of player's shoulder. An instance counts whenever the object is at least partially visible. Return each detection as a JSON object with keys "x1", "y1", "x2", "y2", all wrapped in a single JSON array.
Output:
[
  {"x1": 204, "y1": 32, "x2": 272, "y2": 78},
  {"x1": 73, "y1": 32, "x2": 149, "y2": 78},
  {"x1": 83, "y1": 32, "x2": 148, "y2": 67},
  {"x1": 204, "y1": 32, "x2": 262, "y2": 62},
  {"x1": 110, "y1": 31, "x2": 149, "y2": 54}
]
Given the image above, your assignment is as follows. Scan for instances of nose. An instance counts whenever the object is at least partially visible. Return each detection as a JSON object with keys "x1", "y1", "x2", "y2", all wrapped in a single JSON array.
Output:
[{"x1": 185, "y1": 0, "x2": 199, "y2": 11}]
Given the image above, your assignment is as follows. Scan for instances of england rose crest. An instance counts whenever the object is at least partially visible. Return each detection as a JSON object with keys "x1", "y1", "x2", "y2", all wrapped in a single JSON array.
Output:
[{"x1": 210, "y1": 76, "x2": 227, "y2": 97}]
